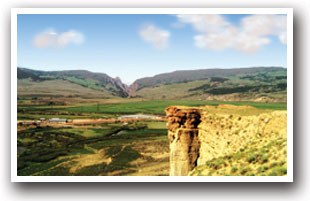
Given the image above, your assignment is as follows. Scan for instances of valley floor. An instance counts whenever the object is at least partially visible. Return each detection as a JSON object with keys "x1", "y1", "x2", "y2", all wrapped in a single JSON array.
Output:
[{"x1": 17, "y1": 98, "x2": 287, "y2": 176}]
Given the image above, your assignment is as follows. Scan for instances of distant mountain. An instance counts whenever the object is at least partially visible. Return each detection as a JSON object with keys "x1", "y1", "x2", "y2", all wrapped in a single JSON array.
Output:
[
  {"x1": 130, "y1": 67, "x2": 286, "y2": 91},
  {"x1": 129, "y1": 67, "x2": 287, "y2": 102},
  {"x1": 18, "y1": 67, "x2": 129, "y2": 97},
  {"x1": 17, "y1": 66, "x2": 287, "y2": 102}
]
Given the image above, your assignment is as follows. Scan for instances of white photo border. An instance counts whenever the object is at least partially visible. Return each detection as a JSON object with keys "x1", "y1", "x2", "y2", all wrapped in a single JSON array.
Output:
[{"x1": 11, "y1": 8, "x2": 293, "y2": 182}]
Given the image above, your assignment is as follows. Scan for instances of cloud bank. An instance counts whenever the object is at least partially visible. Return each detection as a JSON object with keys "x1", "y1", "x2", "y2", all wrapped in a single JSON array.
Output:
[
  {"x1": 33, "y1": 29, "x2": 84, "y2": 49},
  {"x1": 139, "y1": 24, "x2": 170, "y2": 50},
  {"x1": 176, "y1": 14, "x2": 287, "y2": 53}
]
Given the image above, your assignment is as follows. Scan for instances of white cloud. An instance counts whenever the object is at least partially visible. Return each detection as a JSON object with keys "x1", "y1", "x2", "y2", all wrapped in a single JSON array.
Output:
[
  {"x1": 139, "y1": 24, "x2": 170, "y2": 50},
  {"x1": 176, "y1": 14, "x2": 287, "y2": 53},
  {"x1": 278, "y1": 32, "x2": 287, "y2": 44},
  {"x1": 33, "y1": 29, "x2": 84, "y2": 49},
  {"x1": 235, "y1": 33, "x2": 270, "y2": 54},
  {"x1": 177, "y1": 14, "x2": 230, "y2": 33},
  {"x1": 194, "y1": 26, "x2": 238, "y2": 50}
]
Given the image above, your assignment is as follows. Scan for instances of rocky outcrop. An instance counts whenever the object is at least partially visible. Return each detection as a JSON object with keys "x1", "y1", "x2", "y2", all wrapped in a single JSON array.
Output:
[
  {"x1": 127, "y1": 83, "x2": 139, "y2": 97},
  {"x1": 166, "y1": 105, "x2": 287, "y2": 176},
  {"x1": 166, "y1": 106, "x2": 201, "y2": 176}
]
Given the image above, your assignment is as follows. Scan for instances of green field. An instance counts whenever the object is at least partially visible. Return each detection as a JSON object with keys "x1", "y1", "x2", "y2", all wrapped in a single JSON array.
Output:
[
  {"x1": 66, "y1": 100, "x2": 287, "y2": 114},
  {"x1": 18, "y1": 99, "x2": 287, "y2": 120}
]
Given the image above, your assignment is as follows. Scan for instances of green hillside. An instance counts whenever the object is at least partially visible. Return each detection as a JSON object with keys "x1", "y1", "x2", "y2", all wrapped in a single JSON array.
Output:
[
  {"x1": 17, "y1": 67, "x2": 128, "y2": 98},
  {"x1": 133, "y1": 69, "x2": 287, "y2": 102},
  {"x1": 17, "y1": 79, "x2": 114, "y2": 99},
  {"x1": 132, "y1": 67, "x2": 286, "y2": 90}
]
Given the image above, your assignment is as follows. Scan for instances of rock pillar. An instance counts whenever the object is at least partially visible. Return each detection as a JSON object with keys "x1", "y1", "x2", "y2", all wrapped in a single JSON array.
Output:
[{"x1": 166, "y1": 106, "x2": 201, "y2": 176}]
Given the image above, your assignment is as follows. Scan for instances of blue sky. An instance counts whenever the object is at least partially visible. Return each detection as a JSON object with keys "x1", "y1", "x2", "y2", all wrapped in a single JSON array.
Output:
[{"x1": 17, "y1": 14, "x2": 287, "y2": 84}]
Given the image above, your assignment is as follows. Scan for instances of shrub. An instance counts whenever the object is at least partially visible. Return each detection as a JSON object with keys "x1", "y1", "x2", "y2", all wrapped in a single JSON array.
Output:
[
  {"x1": 270, "y1": 162, "x2": 278, "y2": 168},
  {"x1": 241, "y1": 168, "x2": 247, "y2": 175},
  {"x1": 231, "y1": 167, "x2": 238, "y2": 173},
  {"x1": 247, "y1": 155, "x2": 256, "y2": 163},
  {"x1": 280, "y1": 168, "x2": 287, "y2": 175},
  {"x1": 257, "y1": 166, "x2": 268, "y2": 173},
  {"x1": 261, "y1": 155, "x2": 268, "y2": 164},
  {"x1": 211, "y1": 160, "x2": 224, "y2": 170}
]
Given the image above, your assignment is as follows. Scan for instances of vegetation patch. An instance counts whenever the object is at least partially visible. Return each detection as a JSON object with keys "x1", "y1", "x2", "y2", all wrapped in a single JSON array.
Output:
[
  {"x1": 190, "y1": 138, "x2": 287, "y2": 176},
  {"x1": 18, "y1": 158, "x2": 70, "y2": 176}
]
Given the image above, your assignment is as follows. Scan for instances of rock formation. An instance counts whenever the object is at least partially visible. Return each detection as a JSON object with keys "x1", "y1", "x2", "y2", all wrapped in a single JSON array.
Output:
[
  {"x1": 166, "y1": 106, "x2": 201, "y2": 176},
  {"x1": 166, "y1": 105, "x2": 287, "y2": 176}
]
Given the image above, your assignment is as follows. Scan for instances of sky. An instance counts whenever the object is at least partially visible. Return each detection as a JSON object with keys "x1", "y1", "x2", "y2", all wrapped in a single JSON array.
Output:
[{"x1": 17, "y1": 14, "x2": 287, "y2": 84}]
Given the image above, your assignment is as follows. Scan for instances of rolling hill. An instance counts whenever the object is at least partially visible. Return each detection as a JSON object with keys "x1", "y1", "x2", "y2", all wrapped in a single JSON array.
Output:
[
  {"x1": 131, "y1": 67, "x2": 286, "y2": 90},
  {"x1": 130, "y1": 67, "x2": 287, "y2": 102},
  {"x1": 18, "y1": 67, "x2": 129, "y2": 98},
  {"x1": 17, "y1": 67, "x2": 287, "y2": 102}
]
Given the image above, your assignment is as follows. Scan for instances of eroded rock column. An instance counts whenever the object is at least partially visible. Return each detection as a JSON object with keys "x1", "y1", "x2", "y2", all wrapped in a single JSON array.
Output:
[{"x1": 166, "y1": 106, "x2": 201, "y2": 176}]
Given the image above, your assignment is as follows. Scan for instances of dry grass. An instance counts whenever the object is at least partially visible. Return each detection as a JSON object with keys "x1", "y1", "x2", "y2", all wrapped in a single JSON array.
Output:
[{"x1": 189, "y1": 105, "x2": 287, "y2": 176}]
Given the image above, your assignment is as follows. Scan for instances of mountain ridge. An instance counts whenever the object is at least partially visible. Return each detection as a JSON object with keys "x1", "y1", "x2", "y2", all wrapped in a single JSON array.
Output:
[
  {"x1": 17, "y1": 66, "x2": 287, "y2": 101},
  {"x1": 131, "y1": 66, "x2": 286, "y2": 90},
  {"x1": 18, "y1": 67, "x2": 130, "y2": 97}
]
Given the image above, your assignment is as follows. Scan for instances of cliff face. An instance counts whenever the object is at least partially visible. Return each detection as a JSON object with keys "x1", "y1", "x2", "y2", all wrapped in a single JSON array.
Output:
[
  {"x1": 166, "y1": 105, "x2": 287, "y2": 176},
  {"x1": 166, "y1": 106, "x2": 201, "y2": 176}
]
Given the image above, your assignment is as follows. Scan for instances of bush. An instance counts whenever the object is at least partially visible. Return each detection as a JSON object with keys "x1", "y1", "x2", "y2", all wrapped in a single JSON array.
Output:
[
  {"x1": 257, "y1": 166, "x2": 268, "y2": 173},
  {"x1": 212, "y1": 160, "x2": 224, "y2": 170},
  {"x1": 261, "y1": 155, "x2": 268, "y2": 164},
  {"x1": 280, "y1": 168, "x2": 287, "y2": 175},
  {"x1": 270, "y1": 162, "x2": 278, "y2": 168},
  {"x1": 241, "y1": 168, "x2": 247, "y2": 175},
  {"x1": 247, "y1": 155, "x2": 256, "y2": 163},
  {"x1": 231, "y1": 167, "x2": 238, "y2": 173}
]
